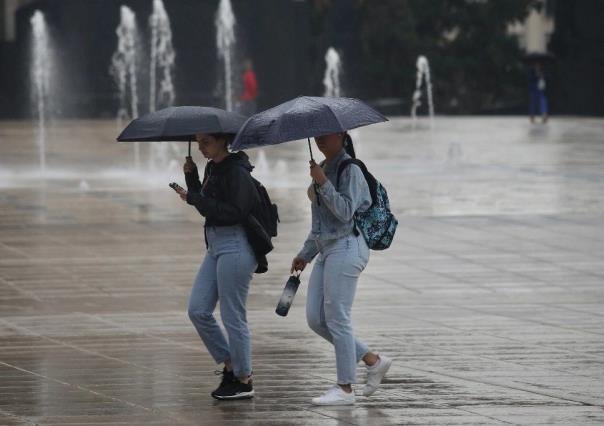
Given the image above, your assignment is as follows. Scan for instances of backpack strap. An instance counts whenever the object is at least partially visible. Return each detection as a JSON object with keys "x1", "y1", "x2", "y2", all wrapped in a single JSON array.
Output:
[
  {"x1": 201, "y1": 162, "x2": 211, "y2": 190},
  {"x1": 336, "y1": 159, "x2": 378, "y2": 206}
]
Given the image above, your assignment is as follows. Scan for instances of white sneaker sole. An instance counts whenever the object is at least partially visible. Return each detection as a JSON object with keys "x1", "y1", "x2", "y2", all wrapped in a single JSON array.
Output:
[
  {"x1": 212, "y1": 390, "x2": 254, "y2": 400},
  {"x1": 311, "y1": 398, "x2": 355, "y2": 406},
  {"x1": 363, "y1": 357, "x2": 392, "y2": 396}
]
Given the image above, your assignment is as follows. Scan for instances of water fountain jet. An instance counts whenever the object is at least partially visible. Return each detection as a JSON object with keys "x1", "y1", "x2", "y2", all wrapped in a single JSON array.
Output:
[
  {"x1": 411, "y1": 55, "x2": 434, "y2": 129},
  {"x1": 110, "y1": 6, "x2": 141, "y2": 168},
  {"x1": 323, "y1": 47, "x2": 342, "y2": 97},
  {"x1": 149, "y1": 0, "x2": 179, "y2": 170},
  {"x1": 149, "y1": 0, "x2": 175, "y2": 113},
  {"x1": 215, "y1": 0, "x2": 236, "y2": 111},
  {"x1": 30, "y1": 11, "x2": 52, "y2": 176}
]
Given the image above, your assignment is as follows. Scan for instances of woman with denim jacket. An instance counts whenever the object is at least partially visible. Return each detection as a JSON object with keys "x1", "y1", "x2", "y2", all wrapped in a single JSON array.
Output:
[{"x1": 291, "y1": 132, "x2": 392, "y2": 406}]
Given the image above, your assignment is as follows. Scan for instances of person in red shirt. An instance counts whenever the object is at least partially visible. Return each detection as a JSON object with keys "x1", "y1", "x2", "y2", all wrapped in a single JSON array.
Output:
[{"x1": 239, "y1": 59, "x2": 258, "y2": 116}]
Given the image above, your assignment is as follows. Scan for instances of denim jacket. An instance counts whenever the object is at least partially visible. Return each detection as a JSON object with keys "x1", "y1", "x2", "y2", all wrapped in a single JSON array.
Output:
[{"x1": 297, "y1": 149, "x2": 371, "y2": 262}]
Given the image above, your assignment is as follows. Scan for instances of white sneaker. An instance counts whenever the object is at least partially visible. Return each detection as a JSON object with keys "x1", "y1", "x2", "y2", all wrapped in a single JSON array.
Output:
[
  {"x1": 311, "y1": 386, "x2": 355, "y2": 406},
  {"x1": 363, "y1": 354, "x2": 392, "y2": 396}
]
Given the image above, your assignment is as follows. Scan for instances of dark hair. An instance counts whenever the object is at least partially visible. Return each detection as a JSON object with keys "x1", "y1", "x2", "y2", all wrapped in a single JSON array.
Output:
[
  {"x1": 343, "y1": 133, "x2": 356, "y2": 158},
  {"x1": 210, "y1": 133, "x2": 235, "y2": 151}
]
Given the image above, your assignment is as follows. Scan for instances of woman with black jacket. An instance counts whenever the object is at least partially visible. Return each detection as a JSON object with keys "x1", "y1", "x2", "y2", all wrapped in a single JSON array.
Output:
[{"x1": 174, "y1": 132, "x2": 259, "y2": 400}]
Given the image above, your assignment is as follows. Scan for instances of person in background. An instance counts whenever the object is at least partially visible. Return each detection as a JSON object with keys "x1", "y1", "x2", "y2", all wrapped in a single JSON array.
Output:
[
  {"x1": 239, "y1": 59, "x2": 258, "y2": 116},
  {"x1": 528, "y1": 62, "x2": 549, "y2": 124}
]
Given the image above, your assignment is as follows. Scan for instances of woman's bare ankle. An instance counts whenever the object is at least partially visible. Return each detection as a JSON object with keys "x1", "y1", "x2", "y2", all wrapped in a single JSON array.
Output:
[
  {"x1": 339, "y1": 384, "x2": 352, "y2": 393},
  {"x1": 363, "y1": 352, "x2": 379, "y2": 367}
]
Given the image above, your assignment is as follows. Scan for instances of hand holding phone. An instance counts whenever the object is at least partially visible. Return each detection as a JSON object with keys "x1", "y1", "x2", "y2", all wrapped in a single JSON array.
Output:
[
  {"x1": 169, "y1": 182, "x2": 187, "y2": 201},
  {"x1": 169, "y1": 182, "x2": 184, "y2": 192}
]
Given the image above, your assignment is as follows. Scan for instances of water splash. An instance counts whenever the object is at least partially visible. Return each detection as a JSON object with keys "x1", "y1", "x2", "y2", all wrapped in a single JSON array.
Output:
[
  {"x1": 447, "y1": 141, "x2": 462, "y2": 165},
  {"x1": 148, "y1": 0, "x2": 181, "y2": 170},
  {"x1": 411, "y1": 55, "x2": 434, "y2": 128},
  {"x1": 254, "y1": 149, "x2": 269, "y2": 175},
  {"x1": 78, "y1": 180, "x2": 91, "y2": 192},
  {"x1": 30, "y1": 11, "x2": 52, "y2": 176},
  {"x1": 215, "y1": 0, "x2": 236, "y2": 111},
  {"x1": 323, "y1": 47, "x2": 342, "y2": 97},
  {"x1": 110, "y1": 6, "x2": 141, "y2": 168},
  {"x1": 253, "y1": 150, "x2": 290, "y2": 188}
]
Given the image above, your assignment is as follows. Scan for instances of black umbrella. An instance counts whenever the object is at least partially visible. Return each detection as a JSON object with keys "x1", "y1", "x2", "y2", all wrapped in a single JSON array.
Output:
[
  {"x1": 523, "y1": 51, "x2": 555, "y2": 64},
  {"x1": 231, "y1": 96, "x2": 388, "y2": 160},
  {"x1": 116, "y1": 106, "x2": 247, "y2": 156}
]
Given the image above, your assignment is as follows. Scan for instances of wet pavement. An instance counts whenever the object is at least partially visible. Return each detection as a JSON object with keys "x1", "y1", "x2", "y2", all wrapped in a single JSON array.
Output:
[{"x1": 0, "y1": 116, "x2": 603, "y2": 425}]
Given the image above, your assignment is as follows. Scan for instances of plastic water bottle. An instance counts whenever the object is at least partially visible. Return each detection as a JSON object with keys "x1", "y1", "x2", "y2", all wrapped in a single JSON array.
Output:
[{"x1": 275, "y1": 274, "x2": 301, "y2": 317}]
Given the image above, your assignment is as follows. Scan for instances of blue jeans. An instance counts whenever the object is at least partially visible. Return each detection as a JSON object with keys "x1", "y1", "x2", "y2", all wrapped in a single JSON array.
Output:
[
  {"x1": 187, "y1": 225, "x2": 257, "y2": 378},
  {"x1": 306, "y1": 232, "x2": 370, "y2": 384},
  {"x1": 529, "y1": 89, "x2": 548, "y2": 116}
]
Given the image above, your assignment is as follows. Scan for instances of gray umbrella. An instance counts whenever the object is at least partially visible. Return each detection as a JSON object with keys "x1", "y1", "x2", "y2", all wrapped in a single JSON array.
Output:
[
  {"x1": 231, "y1": 96, "x2": 388, "y2": 159},
  {"x1": 117, "y1": 106, "x2": 247, "y2": 156},
  {"x1": 231, "y1": 96, "x2": 387, "y2": 205}
]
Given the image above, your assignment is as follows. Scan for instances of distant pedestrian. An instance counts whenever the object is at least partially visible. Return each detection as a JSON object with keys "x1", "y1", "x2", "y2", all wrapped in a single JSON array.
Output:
[
  {"x1": 238, "y1": 59, "x2": 258, "y2": 116},
  {"x1": 528, "y1": 62, "x2": 549, "y2": 123}
]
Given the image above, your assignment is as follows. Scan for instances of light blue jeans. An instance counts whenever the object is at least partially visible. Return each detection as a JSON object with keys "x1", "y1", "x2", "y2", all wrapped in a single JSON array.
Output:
[
  {"x1": 187, "y1": 225, "x2": 257, "y2": 378},
  {"x1": 306, "y1": 232, "x2": 370, "y2": 384}
]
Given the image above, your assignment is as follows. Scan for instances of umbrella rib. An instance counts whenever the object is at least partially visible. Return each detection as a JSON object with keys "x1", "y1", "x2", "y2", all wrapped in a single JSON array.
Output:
[
  {"x1": 308, "y1": 97, "x2": 345, "y2": 133},
  {"x1": 158, "y1": 107, "x2": 174, "y2": 141}
]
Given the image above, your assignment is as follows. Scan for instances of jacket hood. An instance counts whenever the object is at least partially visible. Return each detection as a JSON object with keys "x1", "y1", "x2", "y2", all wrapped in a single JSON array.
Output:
[{"x1": 212, "y1": 150, "x2": 254, "y2": 172}]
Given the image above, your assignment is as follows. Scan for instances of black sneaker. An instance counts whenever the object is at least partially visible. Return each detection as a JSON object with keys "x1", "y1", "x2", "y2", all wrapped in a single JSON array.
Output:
[
  {"x1": 213, "y1": 367, "x2": 236, "y2": 395},
  {"x1": 211, "y1": 379, "x2": 254, "y2": 400}
]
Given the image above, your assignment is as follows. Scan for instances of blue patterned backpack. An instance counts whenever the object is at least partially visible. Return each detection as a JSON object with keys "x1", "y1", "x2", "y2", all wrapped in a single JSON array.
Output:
[{"x1": 336, "y1": 159, "x2": 398, "y2": 250}]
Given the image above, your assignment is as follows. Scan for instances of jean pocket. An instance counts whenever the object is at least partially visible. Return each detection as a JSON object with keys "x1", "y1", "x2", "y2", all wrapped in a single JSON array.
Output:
[
  {"x1": 356, "y1": 235, "x2": 370, "y2": 265},
  {"x1": 334, "y1": 236, "x2": 352, "y2": 252}
]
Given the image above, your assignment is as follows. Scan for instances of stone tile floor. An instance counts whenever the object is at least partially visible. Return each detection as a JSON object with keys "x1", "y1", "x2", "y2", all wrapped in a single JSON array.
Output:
[{"x1": 0, "y1": 117, "x2": 603, "y2": 425}]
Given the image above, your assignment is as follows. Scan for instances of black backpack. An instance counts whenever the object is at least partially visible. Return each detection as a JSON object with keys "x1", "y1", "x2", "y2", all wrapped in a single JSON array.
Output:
[{"x1": 250, "y1": 177, "x2": 279, "y2": 237}]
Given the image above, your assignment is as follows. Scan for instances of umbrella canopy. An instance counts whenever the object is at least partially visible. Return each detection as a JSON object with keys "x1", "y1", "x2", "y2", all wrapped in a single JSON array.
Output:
[
  {"x1": 523, "y1": 52, "x2": 555, "y2": 64},
  {"x1": 116, "y1": 106, "x2": 247, "y2": 142},
  {"x1": 231, "y1": 96, "x2": 388, "y2": 150}
]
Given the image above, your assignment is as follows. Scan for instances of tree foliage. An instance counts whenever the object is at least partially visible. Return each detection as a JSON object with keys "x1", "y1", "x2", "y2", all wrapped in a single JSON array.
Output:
[{"x1": 355, "y1": 0, "x2": 535, "y2": 113}]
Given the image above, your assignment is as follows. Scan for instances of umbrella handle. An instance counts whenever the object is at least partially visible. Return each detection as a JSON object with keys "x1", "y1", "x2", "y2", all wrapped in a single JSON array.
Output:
[
  {"x1": 307, "y1": 138, "x2": 314, "y2": 162},
  {"x1": 307, "y1": 138, "x2": 321, "y2": 205},
  {"x1": 188, "y1": 141, "x2": 191, "y2": 157}
]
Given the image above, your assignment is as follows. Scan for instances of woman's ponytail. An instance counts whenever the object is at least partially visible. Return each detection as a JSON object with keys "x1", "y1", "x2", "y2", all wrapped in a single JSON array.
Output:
[{"x1": 343, "y1": 133, "x2": 356, "y2": 159}]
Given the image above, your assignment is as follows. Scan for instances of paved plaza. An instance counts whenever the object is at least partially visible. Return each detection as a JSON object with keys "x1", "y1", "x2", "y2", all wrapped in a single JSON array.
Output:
[{"x1": 1, "y1": 117, "x2": 603, "y2": 425}]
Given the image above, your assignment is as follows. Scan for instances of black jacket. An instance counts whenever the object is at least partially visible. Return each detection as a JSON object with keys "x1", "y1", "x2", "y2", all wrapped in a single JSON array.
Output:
[{"x1": 184, "y1": 152, "x2": 269, "y2": 273}]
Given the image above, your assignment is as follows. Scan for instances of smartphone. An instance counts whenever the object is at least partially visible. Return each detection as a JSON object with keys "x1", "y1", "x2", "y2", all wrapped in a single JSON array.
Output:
[{"x1": 169, "y1": 182, "x2": 185, "y2": 193}]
